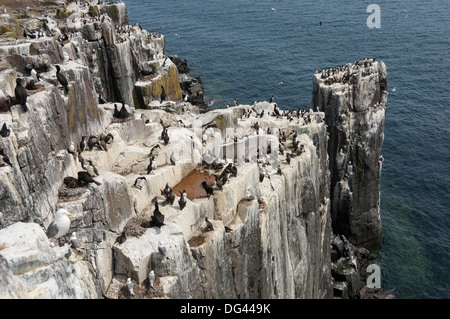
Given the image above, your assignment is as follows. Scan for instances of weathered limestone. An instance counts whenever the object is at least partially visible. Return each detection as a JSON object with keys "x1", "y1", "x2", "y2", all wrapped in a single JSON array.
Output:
[
  {"x1": 0, "y1": 0, "x2": 386, "y2": 299},
  {"x1": 312, "y1": 60, "x2": 387, "y2": 248}
]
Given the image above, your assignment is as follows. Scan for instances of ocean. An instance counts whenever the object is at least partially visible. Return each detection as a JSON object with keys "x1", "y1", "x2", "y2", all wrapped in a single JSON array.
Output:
[{"x1": 124, "y1": 0, "x2": 450, "y2": 299}]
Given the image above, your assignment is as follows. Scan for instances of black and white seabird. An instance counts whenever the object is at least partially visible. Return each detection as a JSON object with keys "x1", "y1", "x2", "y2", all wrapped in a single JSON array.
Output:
[
  {"x1": 201, "y1": 181, "x2": 214, "y2": 198},
  {"x1": 163, "y1": 190, "x2": 175, "y2": 205},
  {"x1": 170, "y1": 151, "x2": 176, "y2": 165},
  {"x1": 126, "y1": 278, "x2": 135, "y2": 297},
  {"x1": 147, "y1": 156, "x2": 155, "y2": 174},
  {"x1": 149, "y1": 144, "x2": 160, "y2": 157},
  {"x1": 204, "y1": 217, "x2": 214, "y2": 232},
  {"x1": 87, "y1": 135, "x2": 98, "y2": 151},
  {"x1": 77, "y1": 171, "x2": 101, "y2": 186},
  {"x1": 1, "y1": 122, "x2": 10, "y2": 138},
  {"x1": 55, "y1": 65, "x2": 69, "y2": 94},
  {"x1": 79, "y1": 136, "x2": 87, "y2": 152},
  {"x1": 133, "y1": 176, "x2": 147, "y2": 190},
  {"x1": 178, "y1": 191, "x2": 187, "y2": 210},
  {"x1": 103, "y1": 133, "x2": 114, "y2": 144},
  {"x1": 286, "y1": 152, "x2": 291, "y2": 164},
  {"x1": 233, "y1": 98, "x2": 239, "y2": 106},
  {"x1": 87, "y1": 160, "x2": 99, "y2": 176},
  {"x1": 14, "y1": 78, "x2": 28, "y2": 112},
  {"x1": 46, "y1": 208, "x2": 72, "y2": 239},
  {"x1": 163, "y1": 183, "x2": 172, "y2": 197}
]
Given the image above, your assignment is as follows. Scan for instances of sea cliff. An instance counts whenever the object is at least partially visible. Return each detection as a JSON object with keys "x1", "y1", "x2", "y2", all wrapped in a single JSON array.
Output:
[{"x1": 0, "y1": 0, "x2": 388, "y2": 299}]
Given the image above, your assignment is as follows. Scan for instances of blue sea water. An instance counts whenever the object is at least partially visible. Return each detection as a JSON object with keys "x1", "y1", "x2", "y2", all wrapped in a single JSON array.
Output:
[{"x1": 124, "y1": 0, "x2": 450, "y2": 298}]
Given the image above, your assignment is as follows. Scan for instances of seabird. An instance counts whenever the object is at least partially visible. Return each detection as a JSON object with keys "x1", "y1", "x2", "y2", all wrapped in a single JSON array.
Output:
[
  {"x1": 133, "y1": 176, "x2": 146, "y2": 190},
  {"x1": 119, "y1": 102, "x2": 130, "y2": 119},
  {"x1": 77, "y1": 171, "x2": 101, "y2": 186},
  {"x1": 126, "y1": 277, "x2": 135, "y2": 297},
  {"x1": 103, "y1": 133, "x2": 114, "y2": 144},
  {"x1": 63, "y1": 176, "x2": 80, "y2": 188},
  {"x1": 163, "y1": 190, "x2": 175, "y2": 205},
  {"x1": 70, "y1": 232, "x2": 82, "y2": 250},
  {"x1": 163, "y1": 130, "x2": 170, "y2": 145},
  {"x1": 0, "y1": 148, "x2": 12, "y2": 167},
  {"x1": 269, "y1": 95, "x2": 274, "y2": 103},
  {"x1": 151, "y1": 200, "x2": 165, "y2": 227},
  {"x1": 147, "y1": 156, "x2": 155, "y2": 174},
  {"x1": 233, "y1": 98, "x2": 239, "y2": 106},
  {"x1": 214, "y1": 175, "x2": 223, "y2": 190},
  {"x1": 1, "y1": 122, "x2": 10, "y2": 138},
  {"x1": 170, "y1": 151, "x2": 176, "y2": 165},
  {"x1": 158, "y1": 241, "x2": 169, "y2": 259},
  {"x1": 26, "y1": 79, "x2": 38, "y2": 90},
  {"x1": 163, "y1": 183, "x2": 172, "y2": 197},
  {"x1": 178, "y1": 191, "x2": 187, "y2": 210},
  {"x1": 68, "y1": 141, "x2": 76, "y2": 153},
  {"x1": 87, "y1": 160, "x2": 99, "y2": 176},
  {"x1": 246, "y1": 187, "x2": 256, "y2": 201},
  {"x1": 55, "y1": 65, "x2": 69, "y2": 94},
  {"x1": 79, "y1": 136, "x2": 87, "y2": 152},
  {"x1": 14, "y1": 78, "x2": 28, "y2": 112},
  {"x1": 148, "y1": 270, "x2": 155, "y2": 289},
  {"x1": 149, "y1": 145, "x2": 160, "y2": 157},
  {"x1": 87, "y1": 135, "x2": 98, "y2": 151},
  {"x1": 204, "y1": 217, "x2": 214, "y2": 232},
  {"x1": 113, "y1": 103, "x2": 120, "y2": 118},
  {"x1": 286, "y1": 152, "x2": 291, "y2": 164},
  {"x1": 201, "y1": 181, "x2": 214, "y2": 198},
  {"x1": 46, "y1": 208, "x2": 72, "y2": 239}
]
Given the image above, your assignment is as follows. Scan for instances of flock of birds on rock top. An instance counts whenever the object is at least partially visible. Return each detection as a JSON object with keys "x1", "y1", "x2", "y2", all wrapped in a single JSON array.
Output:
[{"x1": 0, "y1": 5, "x2": 382, "y2": 293}]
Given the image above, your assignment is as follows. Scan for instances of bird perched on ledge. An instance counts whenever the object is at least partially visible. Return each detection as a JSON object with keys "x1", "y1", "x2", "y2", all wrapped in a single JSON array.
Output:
[
  {"x1": 201, "y1": 181, "x2": 214, "y2": 198},
  {"x1": 14, "y1": 78, "x2": 28, "y2": 112},
  {"x1": 46, "y1": 208, "x2": 72, "y2": 239},
  {"x1": 1, "y1": 122, "x2": 10, "y2": 138},
  {"x1": 55, "y1": 65, "x2": 69, "y2": 94}
]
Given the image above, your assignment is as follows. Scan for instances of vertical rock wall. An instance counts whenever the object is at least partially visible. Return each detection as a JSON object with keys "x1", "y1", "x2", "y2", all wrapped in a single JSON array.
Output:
[{"x1": 311, "y1": 60, "x2": 387, "y2": 248}]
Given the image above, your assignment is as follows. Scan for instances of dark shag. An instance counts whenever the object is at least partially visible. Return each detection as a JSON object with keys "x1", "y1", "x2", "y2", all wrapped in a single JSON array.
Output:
[
  {"x1": 77, "y1": 171, "x2": 101, "y2": 186},
  {"x1": 119, "y1": 102, "x2": 130, "y2": 119},
  {"x1": 1, "y1": 122, "x2": 10, "y2": 138},
  {"x1": 201, "y1": 181, "x2": 214, "y2": 198},
  {"x1": 151, "y1": 201, "x2": 165, "y2": 228},
  {"x1": 113, "y1": 103, "x2": 120, "y2": 118},
  {"x1": 178, "y1": 191, "x2": 186, "y2": 210},
  {"x1": 88, "y1": 135, "x2": 98, "y2": 151},
  {"x1": 64, "y1": 176, "x2": 80, "y2": 188},
  {"x1": 14, "y1": 78, "x2": 28, "y2": 112},
  {"x1": 55, "y1": 65, "x2": 69, "y2": 94},
  {"x1": 25, "y1": 79, "x2": 38, "y2": 90}
]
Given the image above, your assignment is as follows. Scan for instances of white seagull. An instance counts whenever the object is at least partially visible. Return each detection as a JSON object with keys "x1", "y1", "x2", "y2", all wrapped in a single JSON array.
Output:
[{"x1": 46, "y1": 209, "x2": 72, "y2": 239}]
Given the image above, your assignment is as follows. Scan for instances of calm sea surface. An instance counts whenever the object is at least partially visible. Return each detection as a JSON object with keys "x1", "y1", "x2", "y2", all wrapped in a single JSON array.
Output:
[{"x1": 124, "y1": 0, "x2": 450, "y2": 298}]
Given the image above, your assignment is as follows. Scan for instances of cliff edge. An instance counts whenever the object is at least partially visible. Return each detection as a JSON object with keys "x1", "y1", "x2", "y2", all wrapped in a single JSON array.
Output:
[{"x1": 0, "y1": 1, "x2": 386, "y2": 299}]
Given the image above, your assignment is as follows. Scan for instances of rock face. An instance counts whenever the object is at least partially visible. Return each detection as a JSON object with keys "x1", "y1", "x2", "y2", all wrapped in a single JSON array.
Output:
[
  {"x1": 311, "y1": 60, "x2": 387, "y2": 248},
  {"x1": 0, "y1": 1, "x2": 385, "y2": 299}
]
